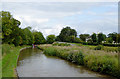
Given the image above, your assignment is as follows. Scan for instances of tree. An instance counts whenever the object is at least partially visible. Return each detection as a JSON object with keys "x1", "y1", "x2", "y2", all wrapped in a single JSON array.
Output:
[
  {"x1": 46, "y1": 35, "x2": 56, "y2": 44},
  {"x1": 117, "y1": 33, "x2": 120, "y2": 43},
  {"x1": 79, "y1": 34, "x2": 90, "y2": 42},
  {"x1": 33, "y1": 31, "x2": 46, "y2": 44},
  {"x1": 98, "y1": 33, "x2": 106, "y2": 44},
  {"x1": 91, "y1": 33, "x2": 97, "y2": 43},
  {"x1": 108, "y1": 32, "x2": 117, "y2": 43},
  {"x1": 58, "y1": 26, "x2": 77, "y2": 42},
  {"x1": 1, "y1": 11, "x2": 22, "y2": 46},
  {"x1": 106, "y1": 37, "x2": 113, "y2": 43}
]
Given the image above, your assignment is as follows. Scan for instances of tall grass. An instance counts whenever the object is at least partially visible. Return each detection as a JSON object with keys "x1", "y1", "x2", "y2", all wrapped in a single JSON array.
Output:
[
  {"x1": 38, "y1": 45, "x2": 119, "y2": 78},
  {"x1": 72, "y1": 43, "x2": 118, "y2": 53}
]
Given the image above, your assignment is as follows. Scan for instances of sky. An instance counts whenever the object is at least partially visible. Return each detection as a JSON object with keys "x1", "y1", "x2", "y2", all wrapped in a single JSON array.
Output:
[{"x1": 1, "y1": 1, "x2": 118, "y2": 37}]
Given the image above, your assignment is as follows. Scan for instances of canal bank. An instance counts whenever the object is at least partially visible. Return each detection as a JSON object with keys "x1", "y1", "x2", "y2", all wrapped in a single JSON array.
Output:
[
  {"x1": 2, "y1": 44, "x2": 31, "y2": 77},
  {"x1": 38, "y1": 45, "x2": 119, "y2": 78}
]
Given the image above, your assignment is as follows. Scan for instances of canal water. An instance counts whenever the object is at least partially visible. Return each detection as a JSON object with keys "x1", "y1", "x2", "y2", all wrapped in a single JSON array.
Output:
[{"x1": 17, "y1": 48, "x2": 115, "y2": 78}]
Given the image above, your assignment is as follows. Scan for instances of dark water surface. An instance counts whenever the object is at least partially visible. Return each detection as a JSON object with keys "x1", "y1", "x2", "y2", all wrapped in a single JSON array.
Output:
[{"x1": 17, "y1": 48, "x2": 115, "y2": 78}]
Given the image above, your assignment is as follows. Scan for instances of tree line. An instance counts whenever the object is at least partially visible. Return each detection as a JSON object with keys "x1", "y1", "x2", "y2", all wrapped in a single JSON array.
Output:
[
  {"x1": 56, "y1": 27, "x2": 120, "y2": 45},
  {"x1": 1, "y1": 11, "x2": 120, "y2": 46},
  {"x1": 1, "y1": 11, "x2": 46, "y2": 46}
]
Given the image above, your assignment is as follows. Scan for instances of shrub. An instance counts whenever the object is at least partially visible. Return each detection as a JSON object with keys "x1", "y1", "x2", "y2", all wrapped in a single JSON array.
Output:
[
  {"x1": 72, "y1": 51, "x2": 84, "y2": 65},
  {"x1": 94, "y1": 45, "x2": 103, "y2": 50}
]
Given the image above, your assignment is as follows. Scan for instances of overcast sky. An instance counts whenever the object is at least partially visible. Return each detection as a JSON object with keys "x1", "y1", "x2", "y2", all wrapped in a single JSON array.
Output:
[{"x1": 1, "y1": 1, "x2": 118, "y2": 37}]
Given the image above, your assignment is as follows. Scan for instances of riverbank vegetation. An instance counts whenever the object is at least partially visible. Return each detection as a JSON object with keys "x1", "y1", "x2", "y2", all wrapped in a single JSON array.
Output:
[
  {"x1": 38, "y1": 45, "x2": 119, "y2": 78},
  {"x1": 2, "y1": 44, "x2": 31, "y2": 77},
  {"x1": 71, "y1": 43, "x2": 119, "y2": 53}
]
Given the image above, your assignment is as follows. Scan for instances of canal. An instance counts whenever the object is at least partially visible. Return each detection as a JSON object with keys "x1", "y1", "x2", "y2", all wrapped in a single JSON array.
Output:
[{"x1": 17, "y1": 48, "x2": 115, "y2": 78}]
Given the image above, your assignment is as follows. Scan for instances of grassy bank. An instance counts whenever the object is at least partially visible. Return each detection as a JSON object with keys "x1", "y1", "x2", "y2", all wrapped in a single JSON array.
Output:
[
  {"x1": 71, "y1": 43, "x2": 118, "y2": 53},
  {"x1": 0, "y1": 45, "x2": 2, "y2": 78},
  {"x1": 38, "y1": 45, "x2": 119, "y2": 78},
  {"x1": 2, "y1": 44, "x2": 31, "y2": 77}
]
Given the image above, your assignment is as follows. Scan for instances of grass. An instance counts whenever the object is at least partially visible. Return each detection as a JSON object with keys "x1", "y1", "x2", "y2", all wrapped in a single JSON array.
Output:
[
  {"x1": 0, "y1": 45, "x2": 2, "y2": 78},
  {"x1": 71, "y1": 43, "x2": 118, "y2": 53},
  {"x1": 1, "y1": 44, "x2": 31, "y2": 77},
  {"x1": 52, "y1": 42, "x2": 70, "y2": 46},
  {"x1": 38, "y1": 45, "x2": 119, "y2": 78}
]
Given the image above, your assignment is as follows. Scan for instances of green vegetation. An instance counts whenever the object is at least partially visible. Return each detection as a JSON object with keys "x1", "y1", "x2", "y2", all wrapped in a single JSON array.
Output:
[
  {"x1": 79, "y1": 34, "x2": 90, "y2": 42},
  {"x1": 38, "y1": 45, "x2": 119, "y2": 78},
  {"x1": 52, "y1": 42, "x2": 70, "y2": 46},
  {"x1": 46, "y1": 35, "x2": 56, "y2": 44},
  {"x1": 71, "y1": 43, "x2": 118, "y2": 53},
  {"x1": 56, "y1": 27, "x2": 80, "y2": 43},
  {"x1": 2, "y1": 44, "x2": 31, "y2": 77},
  {"x1": 1, "y1": 11, "x2": 120, "y2": 47},
  {"x1": 0, "y1": 45, "x2": 2, "y2": 78},
  {"x1": 1, "y1": 11, "x2": 46, "y2": 46},
  {"x1": 94, "y1": 45, "x2": 103, "y2": 50}
]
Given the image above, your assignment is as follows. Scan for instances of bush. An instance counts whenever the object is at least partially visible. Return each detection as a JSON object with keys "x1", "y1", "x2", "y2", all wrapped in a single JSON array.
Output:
[
  {"x1": 72, "y1": 51, "x2": 84, "y2": 65},
  {"x1": 94, "y1": 45, "x2": 103, "y2": 50}
]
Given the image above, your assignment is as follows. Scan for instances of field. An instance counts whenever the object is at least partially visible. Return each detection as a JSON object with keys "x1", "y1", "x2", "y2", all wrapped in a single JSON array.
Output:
[
  {"x1": 2, "y1": 44, "x2": 31, "y2": 77},
  {"x1": 38, "y1": 44, "x2": 119, "y2": 78},
  {"x1": 70, "y1": 43, "x2": 119, "y2": 53}
]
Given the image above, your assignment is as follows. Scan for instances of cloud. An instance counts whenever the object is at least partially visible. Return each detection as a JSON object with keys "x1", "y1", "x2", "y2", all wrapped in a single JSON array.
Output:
[
  {"x1": 2, "y1": 2, "x2": 118, "y2": 37},
  {"x1": 39, "y1": 24, "x2": 65, "y2": 37}
]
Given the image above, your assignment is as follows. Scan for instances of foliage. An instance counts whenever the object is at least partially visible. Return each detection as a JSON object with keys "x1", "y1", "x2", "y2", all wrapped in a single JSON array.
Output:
[
  {"x1": 94, "y1": 45, "x2": 103, "y2": 50},
  {"x1": 79, "y1": 34, "x2": 90, "y2": 42},
  {"x1": 33, "y1": 31, "x2": 46, "y2": 44},
  {"x1": 98, "y1": 33, "x2": 106, "y2": 44},
  {"x1": 1, "y1": 11, "x2": 46, "y2": 46},
  {"x1": 108, "y1": 32, "x2": 117, "y2": 43},
  {"x1": 1, "y1": 11, "x2": 21, "y2": 45},
  {"x1": 46, "y1": 35, "x2": 56, "y2": 44},
  {"x1": 105, "y1": 37, "x2": 113, "y2": 43},
  {"x1": 91, "y1": 33, "x2": 97, "y2": 43},
  {"x1": 58, "y1": 27, "x2": 77, "y2": 42},
  {"x1": 21, "y1": 27, "x2": 34, "y2": 45}
]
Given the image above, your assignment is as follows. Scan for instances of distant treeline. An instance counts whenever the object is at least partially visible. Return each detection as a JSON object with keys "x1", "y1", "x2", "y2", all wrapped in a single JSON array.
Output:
[
  {"x1": 1, "y1": 11, "x2": 120, "y2": 46},
  {"x1": 55, "y1": 27, "x2": 120, "y2": 46}
]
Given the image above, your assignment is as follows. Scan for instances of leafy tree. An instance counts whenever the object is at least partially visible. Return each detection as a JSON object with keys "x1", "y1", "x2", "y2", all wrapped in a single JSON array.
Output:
[
  {"x1": 33, "y1": 31, "x2": 46, "y2": 44},
  {"x1": 23, "y1": 27, "x2": 34, "y2": 45},
  {"x1": 98, "y1": 33, "x2": 106, "y2": 44},
  {"x1": 106, "y1": 37, "x2": 113, "y2": 43},
  {"x1": 79, "y1": 34, "x2": 90, "y2": 42},
  {"x1": 58, "y1": 27, "x2": 77, "y2": 42},
  {"x1": 46, "y1": 35, "x2": 56, "y2": 44},
  {"x1": 1, "y1": 11, "x2": 21, "y2": 46},
  {"x1": 55, "y1": 36, "x2": 61, "y2": 41},
  {"x1": 117, "y1": 33, "x2": 120, "y2": 43},
  {"x1": 91, "y1": 33, "x2": 97, "y2": 43},
  {"x1": 108, "y1": 32, "x2": 117, "y2": 43}
]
